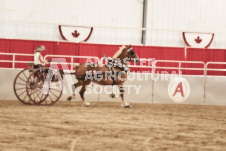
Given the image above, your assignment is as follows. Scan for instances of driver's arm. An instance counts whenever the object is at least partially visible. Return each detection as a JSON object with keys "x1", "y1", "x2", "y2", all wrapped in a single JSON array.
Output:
[{"x1": 39, "y1": 54, "x2": 47, "y2": 63}]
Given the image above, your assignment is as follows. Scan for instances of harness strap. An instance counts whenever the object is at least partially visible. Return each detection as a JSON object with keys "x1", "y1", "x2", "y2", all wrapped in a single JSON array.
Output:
[
  {"x1": 87, "y1": 64, "x2": 95, "y2": 82},
  {"x1": 105, "y1": 58, "x2": 129, "y2": 85},
  {"x1": 109, "y1": 66, "x2": 116, "y2": 85}
]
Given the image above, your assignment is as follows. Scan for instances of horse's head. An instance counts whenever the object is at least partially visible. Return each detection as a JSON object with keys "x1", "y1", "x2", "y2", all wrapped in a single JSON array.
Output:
[
  {"x1": 113, "y1": 45, "x2": 139, "y2": 65},
  {"x1": 124, "y1": 45, "x2": 139, "y2": 64}
]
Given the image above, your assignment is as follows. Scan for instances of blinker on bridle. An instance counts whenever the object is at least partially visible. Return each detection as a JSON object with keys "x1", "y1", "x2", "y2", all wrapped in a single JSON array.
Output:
[{"x1": 127, "y1": 48, "x2": 135, "y2": 56}]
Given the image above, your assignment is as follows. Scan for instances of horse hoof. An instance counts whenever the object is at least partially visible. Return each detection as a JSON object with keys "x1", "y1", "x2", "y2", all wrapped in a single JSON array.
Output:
[
  {"x1": 83, "y1": 102, "x2": 90, "y2": 107},
  {"x1": 85, "y1": 104, "x2": 90, "y2": 107},
  {"x1": 109, "y1": 94, "x2": 115, "y2": 98},
  {"x1": 67, "y1": 96, "x2": 72, "y2": 101},
  {"x1": 114, "y1": 94, "x2": 119, "y2": 99},
  {"x1": 125, "y1": 105, "x2": 131, "y2": 108}
]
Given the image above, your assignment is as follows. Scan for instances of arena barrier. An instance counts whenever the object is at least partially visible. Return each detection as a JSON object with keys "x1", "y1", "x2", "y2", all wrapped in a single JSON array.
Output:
[
  {"x1": 152, "y1": 60, "x2": 205, "y2": 105},
  {"x1": 153, "y1": 74, "x2": 205, "y2": 105},
  {"x1": 1, "y1": 60, "x2": 226, "y2": 106},
  {"x1": 205, "y1": 62, "x2": 226, "y2": 106},
  {"x1": 0, "y1": 68, "x2": 22, "y2": 101},
  {"x1": 205, "y1": 76, "x2": 226, "y2": 106}
]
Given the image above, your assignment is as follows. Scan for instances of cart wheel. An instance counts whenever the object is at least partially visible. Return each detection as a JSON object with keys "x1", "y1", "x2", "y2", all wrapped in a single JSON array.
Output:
[
  {"x1": 13, "y1": 68, "x2": 34, "y2": 105},
  {"x1": 27, "y1": 67, "x2": 63, "y2": 105}
]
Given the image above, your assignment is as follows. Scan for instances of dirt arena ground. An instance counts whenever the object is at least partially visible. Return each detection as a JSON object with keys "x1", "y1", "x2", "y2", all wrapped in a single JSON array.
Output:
[{"x1": 0, "y1": 100, "x2": 226, "y2": 151}]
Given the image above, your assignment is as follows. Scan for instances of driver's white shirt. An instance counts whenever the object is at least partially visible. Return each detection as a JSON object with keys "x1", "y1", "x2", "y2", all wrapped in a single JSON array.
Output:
[{"x1": 34, "y1": 52, "x2": 43, "y2": 65}]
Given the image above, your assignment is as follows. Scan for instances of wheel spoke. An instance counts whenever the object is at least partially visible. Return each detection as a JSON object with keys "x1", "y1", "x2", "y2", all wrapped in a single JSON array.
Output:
[
  {"x1": 39, "y1": 88, "x2": 47, "y2": 100},
  {"x1": 48, "y1": 94, "x2": 54, "y2": 103},
  {"x1": 15, "y1": 83, "x2": 26, "y2": 86},
  {"x1": 34, "y1": 90, "x2": 42, "y2": 100},
  {"x1": 28, "y1": 76, "x2": 34, "y2": 83},
  {"x1": 18, "y1": 77, "x2": 27, "y2": 83},
  {"x1": 22, "y1": 94, "x2": 28, "y2": 101},
  {"x1": 49, "y1": 90, "x2": 59, "y2": 98},
  {"x1": 29, "y1": 89, "x2": 34, "y2": 96},
  {"x1": 40, "y1": 92, "x2": 45, "y2": 100},
  {"x1": 30, "y1": 89, "x2": 35, "y2": 101},
  {"x1": 29, "y1": 89, "x2": 36, "y2": 101},
  {"x1": 50, "y1": 88, "x2": 62, "y2": 93},
  {"x1": 37, "y1": 87, "x2": 42, "y2": 93},
  {"x1": 32, "y1": 91, "x2": 38, "y2": 102},
  {"x1": 16, "y1": 87, "x2": 26, "y2": 91},
  {"x1": 18, "y1": 89, "x2": 27, "y2": 97},
  {"x1": 22, "y1": 71, "x2": 28, "y2": 79}
]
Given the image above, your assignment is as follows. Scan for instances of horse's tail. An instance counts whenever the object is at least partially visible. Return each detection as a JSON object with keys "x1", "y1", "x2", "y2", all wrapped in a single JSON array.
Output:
[
  {"x1": 69, "y1": 63, "x2": 80, "y2": 75},
  {"x1": 75, "y1": 64, "x2": 79, "y2": 70}
]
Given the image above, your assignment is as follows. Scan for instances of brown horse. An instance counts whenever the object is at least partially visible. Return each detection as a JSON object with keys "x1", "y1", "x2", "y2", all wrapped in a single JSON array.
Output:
[{"x1": 67, "y1": 45, "x2": 139, "y2": 108}]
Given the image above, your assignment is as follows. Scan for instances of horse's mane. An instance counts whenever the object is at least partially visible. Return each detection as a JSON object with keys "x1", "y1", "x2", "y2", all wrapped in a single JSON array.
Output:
[{"x1": 112, "y1": 45, "x2": 126, "y2": 59}]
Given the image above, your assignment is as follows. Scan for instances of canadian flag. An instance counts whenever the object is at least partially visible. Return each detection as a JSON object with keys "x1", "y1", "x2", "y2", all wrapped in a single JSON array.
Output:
[
  {"x1": 59, "y1": 25, "x2": 93, "y2": 43},
  {"x1": 183, "y1": 32, "x2": 214, "y2": 48}
]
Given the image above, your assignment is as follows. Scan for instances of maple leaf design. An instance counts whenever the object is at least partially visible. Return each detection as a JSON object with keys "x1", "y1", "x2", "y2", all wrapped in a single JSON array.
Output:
[
  {"x1": 72, "y1": 30, "x2": 80, "y2": 38},
  {"x1": 195, "y1": 36, "x2": 202, "y2": 44}
]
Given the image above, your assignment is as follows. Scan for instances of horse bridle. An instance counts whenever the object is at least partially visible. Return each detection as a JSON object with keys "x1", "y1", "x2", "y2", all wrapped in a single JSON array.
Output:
[
  {"x1": 128, "y1": 48, "x2": 135, "y2": 56},
  {"x1": 127, "y1": 47, "x2": 133, "y2": 52}
]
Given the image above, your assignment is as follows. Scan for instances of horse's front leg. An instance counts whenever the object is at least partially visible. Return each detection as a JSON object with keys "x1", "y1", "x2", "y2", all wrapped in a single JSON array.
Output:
[
  {"x1": 67, "y1": 81, "x2": 82, "y2": 101},
  {"x1": 118, "y1": 85, "x2": 130, "y2": 108},
  {"x1": 80, "y1": 80, "x2": 91, "y2": 107}
]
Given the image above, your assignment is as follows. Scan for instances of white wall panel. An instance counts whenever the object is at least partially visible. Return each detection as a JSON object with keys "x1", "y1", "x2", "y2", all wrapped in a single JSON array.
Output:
[
  {"x1": 0, "y1": 0, "x2": 143, "y2": 44},
  {"x1": 98, "y1": 73, "x2": 153, "y2": 103},
  {"x1": 152, "y1": 75, "x2": 205, "y2": 105},
  {"x1": 0, "y1": 0, "x2": 226, "y2": 47},
  {"x1": 145, "y1": 0, "x2": 226, "y2": 48},
  {"x1": 205, "y1": 76, "x2": 226, "y2": 105}
]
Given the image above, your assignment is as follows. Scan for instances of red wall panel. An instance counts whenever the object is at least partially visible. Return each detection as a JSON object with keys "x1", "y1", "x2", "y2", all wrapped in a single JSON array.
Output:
[{"x1": 0, "y1": 38, "x2": 226, "y2": 75}]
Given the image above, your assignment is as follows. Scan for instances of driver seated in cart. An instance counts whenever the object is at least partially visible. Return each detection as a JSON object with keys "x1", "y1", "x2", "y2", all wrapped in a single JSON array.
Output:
[
  {"x1": 34, "y1": 45, "x2": 48, "y2": 69},
  {"x1": 33, "y1": 45, "x2": 50, "y2": 82},
  {"x1": 33, "y1": 45, "x2": 59, "y2": 82}
]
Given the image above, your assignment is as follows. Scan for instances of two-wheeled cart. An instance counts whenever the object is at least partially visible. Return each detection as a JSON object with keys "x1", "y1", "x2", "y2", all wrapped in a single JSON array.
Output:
[{"x1": 13, "y1": 63, "x2": 64, "y2": 105}]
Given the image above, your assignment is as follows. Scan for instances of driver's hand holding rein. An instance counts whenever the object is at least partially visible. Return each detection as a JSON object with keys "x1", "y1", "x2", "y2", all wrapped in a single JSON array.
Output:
[{"x1": 34, "y1": 45, "x2": 48, "y2": 69}]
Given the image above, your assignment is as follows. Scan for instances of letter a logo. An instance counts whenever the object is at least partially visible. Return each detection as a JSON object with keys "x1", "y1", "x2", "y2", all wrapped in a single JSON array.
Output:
[
  {"x1": 172, "y1": 82, "x2": 184, "y2": 97},
  {"x1": 168, "y1": 77, "x2": 190, "y2": 103}
]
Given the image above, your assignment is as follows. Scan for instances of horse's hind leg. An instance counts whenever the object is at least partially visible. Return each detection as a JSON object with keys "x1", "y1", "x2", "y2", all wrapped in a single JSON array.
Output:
[
  {"x1": 118, "y1": 85, "x2": 130, "y2": 108},
  {"x1": 67, "y1": 81, "x2": 82, "y2": 101}
]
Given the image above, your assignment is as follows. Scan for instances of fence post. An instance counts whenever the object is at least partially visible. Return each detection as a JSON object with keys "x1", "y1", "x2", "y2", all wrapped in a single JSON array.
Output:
[
  {"x1": 179, "y1": 62, "x2": 181, "y2": 75},
  {"x1": 71, "y1": 57, "x2": 73, "y2": 70},
  {"x1": 12, "y1": 54, "x2": 15, "y2": 69}
]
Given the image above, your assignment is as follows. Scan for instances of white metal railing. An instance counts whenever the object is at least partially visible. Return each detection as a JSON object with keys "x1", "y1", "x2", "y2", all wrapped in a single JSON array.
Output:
[
  {"x1": 1, "y1": 52, "x2": 226, "y2": 77},
  {"x1": 154, "y1": 60, "x2": 206, "y2": 75},
  {"x1": 205, "y1": 62, "x2": 226, "y2": 74},
  {"x1": 44, "y1": 55, "x2": 100, "y2": 70},
  {"x1": 0, "y1": 52, "x2": 100, "y2": 70},
  {"x1": 100, "y1": 57, "x2": 154, "y2": 69},
  {"x1": 0, "y1": 52, "x2": 34, "y2": 69}
]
